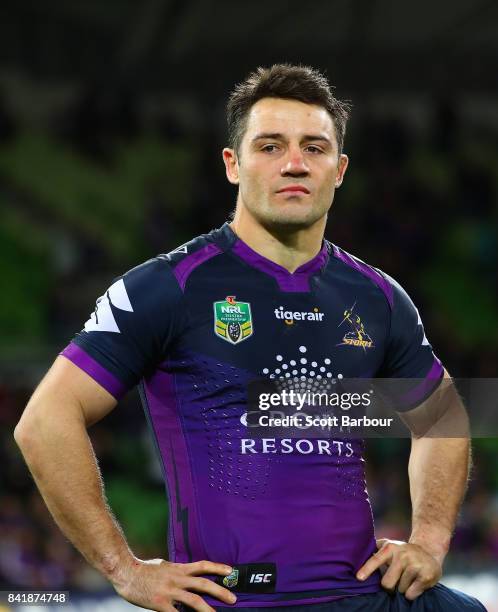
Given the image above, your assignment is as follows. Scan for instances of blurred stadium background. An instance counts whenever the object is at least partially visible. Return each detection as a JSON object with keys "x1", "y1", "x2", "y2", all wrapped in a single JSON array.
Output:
[{"x1": 0, "y1": 1, "x2": 497, "y2": 610}]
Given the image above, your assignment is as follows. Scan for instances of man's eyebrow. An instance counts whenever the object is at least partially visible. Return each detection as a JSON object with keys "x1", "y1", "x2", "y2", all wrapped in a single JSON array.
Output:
[
  {"x1": 252, "y1": 132, "x2": 285, "y2": 142},
  {"x1": 301, "y1": 134, "x2": 332, "y2": 145},
  {"x1": 251, "y1": 133, "x2": 332, "y2": 146}
]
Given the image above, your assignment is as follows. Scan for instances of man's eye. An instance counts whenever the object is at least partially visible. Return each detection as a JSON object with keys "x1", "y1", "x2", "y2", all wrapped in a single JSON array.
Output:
[
  {"x1": 306, "y1": 145, "x2": 323, "y2": 154},
  {"x1": 262, "y1": 144, "x2": 279, "y2": 152}
]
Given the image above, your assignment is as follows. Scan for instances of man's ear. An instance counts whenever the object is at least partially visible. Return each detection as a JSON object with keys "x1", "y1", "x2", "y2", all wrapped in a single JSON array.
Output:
[
  {"x1": 335, "y1": 153, "x2": 349, "y2": 188},
  {"x1": 223, "y1": 148, "x2": 239, "y2": 185}
]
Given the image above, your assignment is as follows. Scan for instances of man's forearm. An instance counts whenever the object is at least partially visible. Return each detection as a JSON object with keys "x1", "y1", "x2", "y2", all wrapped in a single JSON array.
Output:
[
  {"x1": 408, "y1": 435, "x2": 470, "y2": 564},
  {"x1": 14, "y1": 400, "x2": 133, "y2": 581}
]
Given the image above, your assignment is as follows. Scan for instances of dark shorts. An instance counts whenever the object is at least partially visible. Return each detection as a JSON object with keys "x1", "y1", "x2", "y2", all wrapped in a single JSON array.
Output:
[{"x1": 212, "y1": 583, "x2": 486, "y2": 611}]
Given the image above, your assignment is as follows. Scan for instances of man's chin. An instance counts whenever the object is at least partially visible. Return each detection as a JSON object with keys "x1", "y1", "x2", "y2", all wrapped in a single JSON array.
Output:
[{"x1": 261, "y1": 211, "x2": 322, "y2": 231}]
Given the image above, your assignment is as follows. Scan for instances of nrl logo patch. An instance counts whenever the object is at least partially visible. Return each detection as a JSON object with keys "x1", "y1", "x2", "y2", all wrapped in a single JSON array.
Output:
[
  {"x1": 214, "y1": 296, "x2": 253, "y2": 344},
  {"x1": 223, "y1": 568, "x2": 239, "y2": 588}
]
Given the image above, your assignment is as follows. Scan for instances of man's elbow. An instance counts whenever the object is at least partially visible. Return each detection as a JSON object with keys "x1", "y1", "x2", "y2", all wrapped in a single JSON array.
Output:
[
  {"x1": 14, "y1": 400, "x2": 42, "y2": 455},
  {"x1": 13, "y1": 393, "x2": 63, "y2": 455},
  {"x1": 13, "y1": 419, "x2": 26, "y2": 447}
]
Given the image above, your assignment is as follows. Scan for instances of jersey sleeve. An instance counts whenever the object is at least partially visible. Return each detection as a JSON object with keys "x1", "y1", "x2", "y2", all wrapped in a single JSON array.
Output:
[
  {"x1": 379, "y1": 274, "x2": 444, "y2": 410},
  {"x1": 60, "y1": 257, "x2": 185, "y2": 400}
]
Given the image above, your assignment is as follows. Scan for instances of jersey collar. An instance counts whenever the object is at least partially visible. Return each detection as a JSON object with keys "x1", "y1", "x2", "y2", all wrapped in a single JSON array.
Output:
[{"x1": 219, "y1": 223, "x2": 329, "y2": 292}]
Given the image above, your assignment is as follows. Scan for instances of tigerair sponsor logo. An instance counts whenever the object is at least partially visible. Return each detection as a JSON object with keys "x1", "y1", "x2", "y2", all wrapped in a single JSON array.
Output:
[
  {"x1": 338, "y1": 302, "x2": 373, "y2": 350},
  {"x1": 274, "y1": 306, "x2": 324, "y2": 325}
]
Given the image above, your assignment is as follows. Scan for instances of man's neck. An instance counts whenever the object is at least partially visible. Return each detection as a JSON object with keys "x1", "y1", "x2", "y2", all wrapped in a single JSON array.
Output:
[{"x1": 229, "y1": 208, "x2": 326, "y2": 274}]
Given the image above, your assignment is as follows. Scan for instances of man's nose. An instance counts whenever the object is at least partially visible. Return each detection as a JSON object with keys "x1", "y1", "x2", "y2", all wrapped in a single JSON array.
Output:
[{"x1": 281, "y1": 148, "x2": 310, "y2": 176}]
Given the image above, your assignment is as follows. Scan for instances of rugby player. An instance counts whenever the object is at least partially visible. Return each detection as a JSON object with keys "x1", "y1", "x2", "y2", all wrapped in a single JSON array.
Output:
[{"x1": 14, "y1": 65, "x2": 484, "y2": 611}]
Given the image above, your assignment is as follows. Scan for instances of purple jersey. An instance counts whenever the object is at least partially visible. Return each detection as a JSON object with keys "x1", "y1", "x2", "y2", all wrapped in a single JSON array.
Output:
[{"x1": 62, "y1": 224, "x2": 443, "y2": 607}]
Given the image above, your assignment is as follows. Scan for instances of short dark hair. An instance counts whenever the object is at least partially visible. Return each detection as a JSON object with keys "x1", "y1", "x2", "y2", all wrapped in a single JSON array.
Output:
[{"x1": 226, "y1": 63, "x2": 351, "y2": 156}]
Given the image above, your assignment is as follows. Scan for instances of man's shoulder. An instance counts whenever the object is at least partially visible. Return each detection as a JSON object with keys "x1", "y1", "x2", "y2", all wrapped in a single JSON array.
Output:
[
  {"x1": 158, "y1": 227, "x2": 225, "y2": 267},
  {"x1": 328, "y1": 242, "x2": 394, "y2": 309},
  {"x1": 122, "y1": 226, "x2": 227, "y2": 290},
  {"x1": 156, "y1": 226, "x2": 230, "y2": 291}
]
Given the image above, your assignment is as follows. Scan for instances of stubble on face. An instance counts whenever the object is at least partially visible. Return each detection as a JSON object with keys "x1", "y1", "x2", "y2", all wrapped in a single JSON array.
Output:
[{"x1": 236, "y1": 98, "x2": 343, "y2": 232}]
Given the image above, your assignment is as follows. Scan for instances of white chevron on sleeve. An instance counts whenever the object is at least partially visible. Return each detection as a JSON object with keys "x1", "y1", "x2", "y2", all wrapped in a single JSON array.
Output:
[
  {"x1": 108, "y1": 278, "x2": 133, "y2": 311},
  {"x1": 84, "y1": 279, "x2": 134, "y2": 333},
  {"x1": 416, "y1": 309, "x2": 429, "y2": 346}
]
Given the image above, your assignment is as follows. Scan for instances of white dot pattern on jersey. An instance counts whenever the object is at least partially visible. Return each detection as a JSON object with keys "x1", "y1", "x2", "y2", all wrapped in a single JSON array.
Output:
[
  {"x1": 193, "y1": 356, "x2": 272, "y2": 500},
  {"x1": 261, "y1": 345, "x2": 343, "y2": 393},
  {"x1": 257, "y1": 349, "x2": 366, "y2": 500}
]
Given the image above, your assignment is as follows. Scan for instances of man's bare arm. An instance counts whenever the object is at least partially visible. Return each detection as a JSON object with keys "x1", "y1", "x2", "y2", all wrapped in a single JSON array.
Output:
[
  {"x1": 15, "y1": 356, "x2": 138, "y2": 576},
  {"x1": 14, "y1": 356, "x2": 236, "y2": 612},
  {"x1": 357, "y1": 369, "x2": 471, "y2": 600},
  {"x1": 407, "y1": 371, "x2": 471, "y2": 564}
]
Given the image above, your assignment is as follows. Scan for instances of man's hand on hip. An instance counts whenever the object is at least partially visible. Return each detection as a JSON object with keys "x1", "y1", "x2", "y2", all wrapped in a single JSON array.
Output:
[
  {"x1": 112, "y1": 557, "x2": 237, "y2": 612},
  {"x1": 356, "y1": 538, "x2": 442, "y2": 601}
]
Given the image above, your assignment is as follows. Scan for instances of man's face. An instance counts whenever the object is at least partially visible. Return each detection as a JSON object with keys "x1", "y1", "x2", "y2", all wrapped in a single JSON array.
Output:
[{"x1": 223, "y1": 97, "x2": 348, "y2": 231}]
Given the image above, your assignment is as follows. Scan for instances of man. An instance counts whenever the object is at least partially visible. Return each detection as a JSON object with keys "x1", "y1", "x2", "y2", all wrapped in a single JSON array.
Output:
[{"x1": 14, "y1": 65, "x2": 484, "y2": 611}]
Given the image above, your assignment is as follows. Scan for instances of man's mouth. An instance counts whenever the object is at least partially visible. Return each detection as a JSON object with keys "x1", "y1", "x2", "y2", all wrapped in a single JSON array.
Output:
[{"x1": 276, "y1": 185, "x2": 310, "y2": 194}]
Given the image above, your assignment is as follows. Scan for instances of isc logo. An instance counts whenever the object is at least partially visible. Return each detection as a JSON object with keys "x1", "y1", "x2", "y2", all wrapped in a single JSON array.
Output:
[{"x1": 249, "y1": 573, "x2": 272, "y2": 583}]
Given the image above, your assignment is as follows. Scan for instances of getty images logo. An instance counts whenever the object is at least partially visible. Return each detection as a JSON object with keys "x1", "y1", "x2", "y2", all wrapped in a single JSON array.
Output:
[{"x1": 274, "y1": 305, "x2": 324, "y2": 325}]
